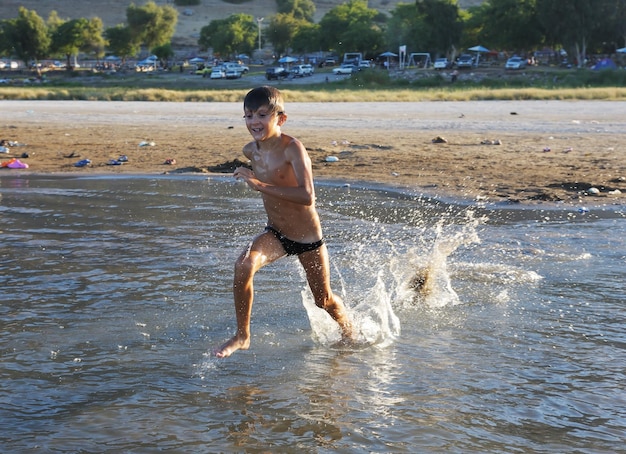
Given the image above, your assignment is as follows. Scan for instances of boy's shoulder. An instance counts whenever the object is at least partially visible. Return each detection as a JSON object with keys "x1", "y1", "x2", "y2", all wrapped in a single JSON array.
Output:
[{"x1": 282, "y1": 133, "x2": 305, "y2": 150}]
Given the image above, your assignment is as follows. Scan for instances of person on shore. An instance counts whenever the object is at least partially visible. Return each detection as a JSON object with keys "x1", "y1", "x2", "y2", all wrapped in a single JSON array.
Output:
[{"x1": 215, "y1": 86, "x2": 353, "y2": 358}]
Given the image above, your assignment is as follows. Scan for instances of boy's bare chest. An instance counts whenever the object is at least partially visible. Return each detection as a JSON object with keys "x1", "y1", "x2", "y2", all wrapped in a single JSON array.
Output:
[{"x1": 251, "y1": 151, "x2": 293, "y2": 183}]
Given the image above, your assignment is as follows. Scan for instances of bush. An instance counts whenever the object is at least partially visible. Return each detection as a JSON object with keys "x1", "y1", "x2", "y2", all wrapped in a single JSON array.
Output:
[{"x1": 348, "y1": 69, "x2": 391, "y2": 87}]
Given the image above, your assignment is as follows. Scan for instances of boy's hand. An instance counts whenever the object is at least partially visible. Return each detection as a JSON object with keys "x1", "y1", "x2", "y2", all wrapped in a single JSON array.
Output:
[
  {"x1": 234, "y1": 166, "x2": 254, "y2": 180},
  {"x1": 234, "y1": 167, "x2": 259, "y2": 190}
]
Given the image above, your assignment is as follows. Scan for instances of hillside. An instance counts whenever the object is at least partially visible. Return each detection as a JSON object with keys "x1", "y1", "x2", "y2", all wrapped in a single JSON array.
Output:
[{"x1": 1, "y1": 0, "x2": 484, "y2": 49}]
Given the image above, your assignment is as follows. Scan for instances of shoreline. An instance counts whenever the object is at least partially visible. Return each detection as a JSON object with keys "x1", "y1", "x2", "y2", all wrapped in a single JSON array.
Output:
[{"x1": 1, "y1": 100, "x2": 624, "y2": 207}]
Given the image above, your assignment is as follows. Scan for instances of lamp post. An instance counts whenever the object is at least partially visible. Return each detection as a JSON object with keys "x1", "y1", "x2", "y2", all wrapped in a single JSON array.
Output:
[{"x1": 256, "y1": 17, "x2": 264, "y2": 52}]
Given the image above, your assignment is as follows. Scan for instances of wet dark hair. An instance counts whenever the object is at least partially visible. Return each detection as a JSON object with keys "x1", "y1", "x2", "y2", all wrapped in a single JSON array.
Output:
[{"x1": 244, "y1": 86, "x2": 285, "y2": 115}]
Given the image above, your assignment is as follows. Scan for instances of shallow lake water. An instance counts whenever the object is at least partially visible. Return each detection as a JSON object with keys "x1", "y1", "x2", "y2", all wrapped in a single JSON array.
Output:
[{"x1": 1, "y1": 174, "x2": 624, "y2": 453}]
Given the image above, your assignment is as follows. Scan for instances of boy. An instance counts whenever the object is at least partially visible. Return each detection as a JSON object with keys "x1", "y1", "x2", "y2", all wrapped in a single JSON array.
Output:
[{"x1": 215, "y1": 86, "x2": 353, "y2": 358}]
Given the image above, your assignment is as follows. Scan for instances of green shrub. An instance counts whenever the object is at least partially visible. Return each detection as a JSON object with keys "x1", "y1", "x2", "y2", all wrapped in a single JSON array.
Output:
[{"x1": 348, "y1": 69, "x2": 390, "y2": 87}]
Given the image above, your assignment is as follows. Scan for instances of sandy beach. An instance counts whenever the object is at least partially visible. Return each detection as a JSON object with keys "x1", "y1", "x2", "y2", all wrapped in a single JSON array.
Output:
[{"x1": 1, "y1": 100, "x2": 624, "y2": 206}]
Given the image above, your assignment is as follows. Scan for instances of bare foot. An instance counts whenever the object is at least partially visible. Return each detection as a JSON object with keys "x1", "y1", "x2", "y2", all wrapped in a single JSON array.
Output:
[
  {"x1": 340, "y1": 319, "x2": 355, "y2": 342},
  {"x1": 330, "y1": 335, "x2": 372, "y2": 351},
  {"x1": 214, "y1": 335, "x2": 250, "y2": 358}
]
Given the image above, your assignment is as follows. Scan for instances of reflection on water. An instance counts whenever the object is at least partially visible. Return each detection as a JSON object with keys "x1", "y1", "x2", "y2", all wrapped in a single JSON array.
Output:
[{"x1": 1, "y1": 175, "x2": 624, "y2": 452}]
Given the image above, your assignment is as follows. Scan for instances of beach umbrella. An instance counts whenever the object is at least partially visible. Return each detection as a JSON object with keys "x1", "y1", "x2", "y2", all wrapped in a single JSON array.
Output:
[
  {"x1": 189, "y1": 57, "x2": 205, "y2": 64},
  {"x1": 379, "y1": 51, "x2": 398, "y2": 69},
  {"x1": 617, "y1": 47, "x2": 626, "y2": 53},
  {"x1": 468, "y1": 45, "x2": 490, "y2": 65}
]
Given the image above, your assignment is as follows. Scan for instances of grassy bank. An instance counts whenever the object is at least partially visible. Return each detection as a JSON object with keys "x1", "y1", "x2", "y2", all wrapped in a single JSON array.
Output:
[
  {"x1": 1, "y1": 65, "x2": 626, "y2": 102},
  {"x1": 2, "y1": 86, "x2": 625, "y2": 102}
]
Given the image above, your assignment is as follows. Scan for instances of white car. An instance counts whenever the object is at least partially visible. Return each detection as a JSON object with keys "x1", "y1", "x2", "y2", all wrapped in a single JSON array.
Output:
[
  {"x1": 332, "y1": 64, "x2": 356, "y2": 75},
  {"x1": 505, "y1": 56, "x2": 527, "y2": 70},
  {"x1": 210, "y1": 68, "x2": 226, "y2": 79},
  {"x1": 223, "y1": 63, "x2": 249, "y2": 74},
  {"x1": 225, "y1": 68, "x2": 241, "y2": 79},
  {"x1": 0, "y1": 61, "x2": 18, "y2": 69},
  {"x1": 433, "y1": 58, "x2": 450, "y2": 70},
  {"x1": 456, "y1": 54, "x2": 474, "y2": 68},
  {"x1": 358, "y1": 60, "x2": 371, "y2": 69},
  {"x1": 292, "y1": 64, "x2": 314, "y2": 77}
]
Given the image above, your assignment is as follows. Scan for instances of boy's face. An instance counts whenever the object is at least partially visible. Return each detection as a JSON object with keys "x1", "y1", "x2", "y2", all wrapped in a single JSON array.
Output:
[{"x1": 244, "y1": 106, "x2": 286, "y2": 141}]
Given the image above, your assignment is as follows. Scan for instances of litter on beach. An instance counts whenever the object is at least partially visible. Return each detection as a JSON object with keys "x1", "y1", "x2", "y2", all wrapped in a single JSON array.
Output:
[{"x1": 1, "y1": 158, "x2": 29, "y2": 169}]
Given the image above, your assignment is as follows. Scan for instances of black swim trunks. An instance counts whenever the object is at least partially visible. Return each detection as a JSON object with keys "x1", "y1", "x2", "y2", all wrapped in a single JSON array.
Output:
[{"x1": 265, "y1": 226, "x2": 324, "y2": 256}]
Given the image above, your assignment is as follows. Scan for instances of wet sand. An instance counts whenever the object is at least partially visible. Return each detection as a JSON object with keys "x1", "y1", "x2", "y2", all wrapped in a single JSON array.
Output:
[{"x1": 1, "y1": 100, "x2": 624, "y2": 206}]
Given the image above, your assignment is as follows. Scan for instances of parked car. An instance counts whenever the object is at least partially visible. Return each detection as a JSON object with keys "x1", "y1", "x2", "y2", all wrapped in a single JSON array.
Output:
[
  {"x1": 210, "y1": 68, "x2": 226, "y2": 79},
  {"x1": 332, "y1": 64, "x2": 356, "y2": 75},
  {"x1": 358, "y1": 60, "x2": 371, "y2": 69},
  {"x1": 505, "y1": 56, "x2": 527, "y2": 70},
  {"x1": 265, "y1": 67, "x2": 289, "y2": 80},
  {"x1": 456, "y1": 54, "x2": 474, "y2": 69},
  {"x1": 224, "y1": 62, "x2": 249, "y2": 74},
  {"x1": 225, "y1": 68, "x2": 241, "y2": 79},
  {"x1": 292, "y1": 64, "x2": 314, "y2": 77},
  {"x1": 195, "y1": 65, "x2": 211, "y2": 76},
  {"x1": 433, "y1": 58, "x2": 451, "y2": 70}
]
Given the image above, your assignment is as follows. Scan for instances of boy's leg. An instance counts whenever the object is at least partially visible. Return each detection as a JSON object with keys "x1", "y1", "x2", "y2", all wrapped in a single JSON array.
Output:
[
  {"x1": 298, "y1": 244, "x2": 353, "y2": 339},
  {"x1": 215, "y1": 232, "x2": 285, "y2": 358}
]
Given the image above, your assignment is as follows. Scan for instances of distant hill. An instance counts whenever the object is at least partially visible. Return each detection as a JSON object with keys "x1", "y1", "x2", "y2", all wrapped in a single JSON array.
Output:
[{"x1": 1, "y1": 0, "x2": 484, "y2": 49}]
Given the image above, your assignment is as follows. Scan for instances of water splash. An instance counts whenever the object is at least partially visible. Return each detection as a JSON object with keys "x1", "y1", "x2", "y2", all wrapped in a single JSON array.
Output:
[
  {"x1": 302, "y1": 211, "x2": 485, "y2": 348},
  {"x1": 302, "y1": 270, "x2": 401, "y2": 349},
  {"x1": 397, "y1": 212, "x2": 484, "y2": 308}
]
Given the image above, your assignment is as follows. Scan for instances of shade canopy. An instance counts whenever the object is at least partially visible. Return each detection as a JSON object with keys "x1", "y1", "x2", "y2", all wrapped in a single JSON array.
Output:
[
  {"x1": 379, "y1": 51, "x2": 398, "y2": 57},
  {"x1": 617, "y1": 47, "x2": 626, "y2": 53},
  {"x1": 278, "y1": 56, "x2": 298, "y2": 63},
  {"x1": 468, "y1": 45, "x2": 490, "y2": 53}
]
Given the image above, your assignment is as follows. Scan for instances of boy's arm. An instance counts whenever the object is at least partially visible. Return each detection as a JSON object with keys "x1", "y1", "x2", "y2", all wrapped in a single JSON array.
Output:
[{"x1": 235, "y1": 140, "x2": 315, "y2": 206}]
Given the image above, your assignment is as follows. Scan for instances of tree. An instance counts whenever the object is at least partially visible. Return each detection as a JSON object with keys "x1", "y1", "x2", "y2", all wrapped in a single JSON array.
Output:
[
  {"x1": 267, "y1": 13, "x2": 300, "y2": 57},
  {"x1": 198, "y1": 14, "x2": 257, "y2": 58},
  {"x1": 386, "y1": 4, "x2": 428, "y2": 55},
  {"x1": 414, "y1": 0, "x2": 463, "y2": 57},
  {"x1": 592, "y1": 0, "x2": 626, "y2": 52},
  {"x1": 152, "y1": 42, "x2": 175, "y2": 67},
  {"x1": 50, "y1": 19, "x2": 88, "y2": 67},
  {"x1": 83, "y1": 17, "x2": 107, "y2": 62},
  {"x1": 0, "y1": 21, "x2": 10, "y2": 57},
  {"x1": 614, "y1": 0, "x2": 626, "y2": 48},
  {"x1": 1, "y1": 7, "x2": 50, "y2": 68},
  {"x1": 537, "y1": 0, "x2": 610, "y2": 67},
  {"x1": 105, "y1": 24, "x2": 140, "y2": 61},
  {"x1": 318, "y1": 0, "x2": 383, "y2": 54},
  {"x1": 474, "y1": 0, "x2": 541, "y2": 53},
  {"x1": 126, "y1": 1, "x2": 178, "y2": 54},
  {"x1": 291, "y1": 22, "x2": 321, "y2": 54},
  {"x1": 276, "y1": 0, "x2": 316, "y2": 22},
  {"x1": 51, "y1": 17, "x2": 107, "y2": 67},
  {"x1": 46, "y1": 11, "x2": 64, "y2": 35}
]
